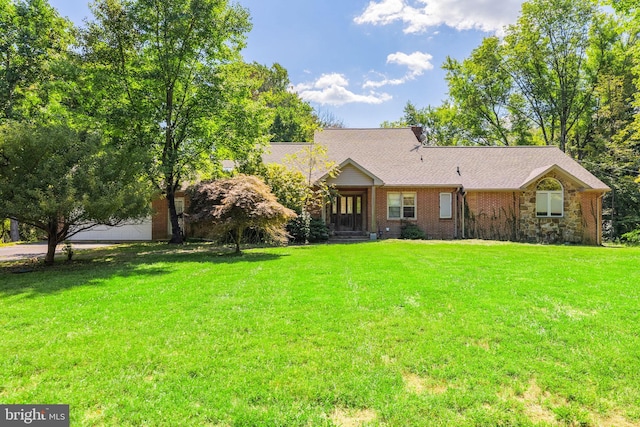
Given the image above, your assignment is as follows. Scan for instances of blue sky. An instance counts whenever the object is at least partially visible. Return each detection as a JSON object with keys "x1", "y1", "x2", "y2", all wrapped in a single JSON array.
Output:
[{"x1": 49, "y1": 0, "x2": 526, "y2": 128}]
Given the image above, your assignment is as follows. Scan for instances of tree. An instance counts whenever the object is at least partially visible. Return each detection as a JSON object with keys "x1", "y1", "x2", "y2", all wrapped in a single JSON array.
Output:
[
  {"x1": 0, "y1": 121, "x2": 152, "y2": 264},
  {"x1": 187, "y1": 175, "x2": 296, "y2": 254},
  {"x1": 1, "y1": 0, "x2": 75, "y2": 241},
  {"x1": 444, "y1": 37, "x2": 532, "y2": 146},
  {"x1": 259, "y1": 163, "x2": 308, "y2": 213},
  {"x1": 244, "y1": 62, "x2": 320, "y2": 142},
  {"x1": 83, "y1": 0, "x2": 254, "y2": 244},
  {"x1": 0, "y1": 0, "x2": 74, "y2": 121},
  {"x1": 503, "y1": 0, "x2": 600, "y2": 152},
  {"x1": 381, "y1": 101, "x2": 466, "y2": 146}
]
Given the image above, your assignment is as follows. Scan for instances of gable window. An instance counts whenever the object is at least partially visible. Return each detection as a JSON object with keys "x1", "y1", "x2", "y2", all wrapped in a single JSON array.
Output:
[
  {"x1": 440, "y1": 193, "x2": 452, "y2": 219},
  {"x1": 536, "y1": 178, "x2": 563, "y2": 217},
  {"x1": 388, "y1": 192, "x2": 416, "y2": 219}
]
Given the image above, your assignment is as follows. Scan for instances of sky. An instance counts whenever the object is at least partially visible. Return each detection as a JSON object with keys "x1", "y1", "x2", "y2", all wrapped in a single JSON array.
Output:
[{"x1": 48, "y1": 0, "x2": 527, "y2": 128}]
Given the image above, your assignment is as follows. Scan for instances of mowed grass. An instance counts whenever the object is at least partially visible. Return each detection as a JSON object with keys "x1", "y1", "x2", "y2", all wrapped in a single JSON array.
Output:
[{"x1": 1, "y1": 241, "x2": 640, "y2": 426}]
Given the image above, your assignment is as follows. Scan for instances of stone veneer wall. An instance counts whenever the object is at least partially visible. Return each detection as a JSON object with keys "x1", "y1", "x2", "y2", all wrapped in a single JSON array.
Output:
[{"x1": 519, "y1": 172, "x2": 584, "y2": 244}]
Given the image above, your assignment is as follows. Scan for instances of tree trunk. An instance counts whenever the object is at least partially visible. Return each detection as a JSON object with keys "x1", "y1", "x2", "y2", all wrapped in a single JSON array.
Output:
[
  {"x1": 44, "y1": 222, "x2": 58, "y2": 266},
  {"x1": 9, "y1": 219, "x2": 19, "y2": 242},
  {"x1": 167, "y1": 188, "x2": 184, "y2": 244},
  {"x1": 235, "y1": 228, "x2": 242, "y2": 254}
]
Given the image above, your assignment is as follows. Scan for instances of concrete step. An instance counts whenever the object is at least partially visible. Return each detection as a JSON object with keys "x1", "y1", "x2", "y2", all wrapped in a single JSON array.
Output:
[{"x1": 329, "y1": 231, "x2": 373, "y2": 243}]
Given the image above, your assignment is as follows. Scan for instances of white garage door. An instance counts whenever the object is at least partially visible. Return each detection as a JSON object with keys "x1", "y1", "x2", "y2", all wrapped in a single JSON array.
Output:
[{"x1": 69, "y1": 218, "x2": 152, "y2": 241}]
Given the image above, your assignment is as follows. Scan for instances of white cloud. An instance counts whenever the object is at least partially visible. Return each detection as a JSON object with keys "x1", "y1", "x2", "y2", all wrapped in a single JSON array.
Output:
[
  {"x1": 363, "y1": 51, "x2": 433, "y2": 89},
  {"x1": 387, "y1": 51, "x2": 434, "y2": 76},
  {"x1": 354, "y1": 0, "x2": 523, "y2": 34},
  {"x1": 292, "y1": 73, "x2": 392, "y2": 106}
]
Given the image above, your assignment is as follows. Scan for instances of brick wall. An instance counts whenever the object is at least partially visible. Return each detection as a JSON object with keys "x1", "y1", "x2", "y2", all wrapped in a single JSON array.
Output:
[
  {"x1": 580, "y1": 192, "x2": 602, "y2": 245},
  {"x1": 151, "y1": 192, "x2": 189, "y2": 240},
  {"x1": 464, "y1": 191, "x2": 519, "y2": 241},
  {"x1": 375, "y1": 187, "x2": 457, "y2": 239}
]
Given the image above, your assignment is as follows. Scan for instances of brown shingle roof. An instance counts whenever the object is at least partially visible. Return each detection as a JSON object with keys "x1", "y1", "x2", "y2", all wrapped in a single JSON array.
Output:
[{"x1": 262, "y1": 128, "x2": 609, "y2": 191}]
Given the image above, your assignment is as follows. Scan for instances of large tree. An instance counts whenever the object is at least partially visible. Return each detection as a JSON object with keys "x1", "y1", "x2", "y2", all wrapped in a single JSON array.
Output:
[
  {"x1": 444, "y1": 37, "x2": 531, "y2": 146},
  {"x1": 0, "y1": 0, "x2": 75, "y2": 241},
  {"x1": 502, "y1": 0, "x2": 600, "y2": 153},
  {"x1": 83, "y1": 0, "x2": 254, "y2": 244},
  {"x1": 0, "y1": 121, "x2": 152, "y2": 264}
]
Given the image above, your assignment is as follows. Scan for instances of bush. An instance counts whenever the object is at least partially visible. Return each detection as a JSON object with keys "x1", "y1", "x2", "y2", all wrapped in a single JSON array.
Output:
[
  {"x1": 287, "y1": 211, "x2": 311, "y2": 243},
  {"x1": 401, "y1": 222, "x2": 426, "y2": 240},
  {"x1": 308, "y1": 218, "x2": 329, "y2": 242},
  {"x1": 620, "y1": 229, "x2": 640, "y2": 245},
  {"x1": 287, "y1": 215, "x2": 329, "y2": 243}
]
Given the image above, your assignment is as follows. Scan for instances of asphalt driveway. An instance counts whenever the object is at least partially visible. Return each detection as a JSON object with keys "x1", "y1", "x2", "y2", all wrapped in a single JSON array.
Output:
[{"x1": 0, "y1": 243, "x2": 115, "y2": 262}]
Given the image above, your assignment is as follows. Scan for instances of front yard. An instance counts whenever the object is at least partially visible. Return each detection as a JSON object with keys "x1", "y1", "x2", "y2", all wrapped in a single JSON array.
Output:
[{"x1": 1, "y1": 241, "x2": 639, "y2": 426}]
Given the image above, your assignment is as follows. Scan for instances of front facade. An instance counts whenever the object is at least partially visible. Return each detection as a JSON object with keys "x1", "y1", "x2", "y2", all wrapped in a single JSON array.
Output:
[
  {"x1": 264, "y1": 128, "x2": 610, "y2": 245},
  {"x1": 72, "y1": 128, "x2": 609, "y2": 245}
]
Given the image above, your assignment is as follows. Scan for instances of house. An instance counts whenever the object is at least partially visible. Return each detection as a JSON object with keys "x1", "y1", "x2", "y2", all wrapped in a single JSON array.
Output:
[
  {"x1": 262, "y1": 128, "x2": 610, "y2": 245},
  {"x1": 71, "y1": 127, "x2": 609, "y2": 245}
]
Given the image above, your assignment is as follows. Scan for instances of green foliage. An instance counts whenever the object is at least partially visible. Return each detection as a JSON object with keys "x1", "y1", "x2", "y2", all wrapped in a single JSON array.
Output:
[
  {"x1": 308, "y1": 217, "x2": 329, "y2": 242},
  {"x1": 286, "y1": 210, "x2": 311, "y2": 243},
  {"x1": 188, "y1": 175, "x2": 296, "y2": 253},
  {"x1": 0, "y1": 121, "x2": 153, "y2": 264},
  {"x1": 0, "y1": 0, "x2": 75, "y2": 121},
  {"x1": 242, "y1": 62, "x2": 322, "y2": 142},
  {"x1": 83, "y1": 0, "x2": 257, "y2": 243},
  {"x1": 620, "y1": 228, "x2": 640, "y2": 245},
  {"x1": 0, "y1": 219, "x2": 8, "y2": 243},
  {"x1": 283, "y1": 142, "x2": 339, "y2": 211},
  {"x1": 444, "y1": 37, "x2": 532, "y2": 146},
  {"x1": 259, "y1": 163, "x2": 307, "y2": 213},
  {"x1": 400, "y1": 222, "x2": 426, "y2": 240}
]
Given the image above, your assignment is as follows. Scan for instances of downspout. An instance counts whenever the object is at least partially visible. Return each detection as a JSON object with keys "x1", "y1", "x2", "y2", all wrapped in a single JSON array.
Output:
[
  {"x1": 371, "y1": 185, "x2": 377, "y2": 234},
  {"x1": 461, "y1": 188, "x2": 466, "y2": 239},
  {"x1": 454, "y1": 190, "x2": 458, "y2": 239}
]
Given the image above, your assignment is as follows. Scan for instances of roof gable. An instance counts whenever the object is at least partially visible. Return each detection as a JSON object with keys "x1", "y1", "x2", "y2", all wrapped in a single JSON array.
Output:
[
  {"x1": 519, "y1": 164, "x2": 591, "y2": 190},
  {"x1": 322, "y1": 158, "x2": 384, "y2": 186}
]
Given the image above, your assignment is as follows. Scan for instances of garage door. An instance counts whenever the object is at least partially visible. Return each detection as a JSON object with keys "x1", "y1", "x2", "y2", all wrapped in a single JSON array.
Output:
[{"x1": 69, "y1": 218, "x2": 152, "y2": 241}]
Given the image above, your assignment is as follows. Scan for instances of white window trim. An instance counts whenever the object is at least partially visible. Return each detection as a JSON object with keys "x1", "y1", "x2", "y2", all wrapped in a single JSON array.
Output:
[
  {"x1": 440, "y1": 192, "x2": 452, "y2": 219},
  {"x1": 387, "y1": 192, "x2": 417, "y2": 220},
  {"x1": 536, "y1": 179, "x2": 564, "y2": 218}
]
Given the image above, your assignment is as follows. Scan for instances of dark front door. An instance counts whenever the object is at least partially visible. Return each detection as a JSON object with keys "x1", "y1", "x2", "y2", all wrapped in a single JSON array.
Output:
[{"x1": 331, "y1": 195, "x2": 363, "y2": 231}]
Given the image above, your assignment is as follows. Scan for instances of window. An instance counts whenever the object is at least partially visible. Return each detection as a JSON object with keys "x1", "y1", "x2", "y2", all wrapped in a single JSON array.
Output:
[
  {"x1": 440, "y1": 193, "x2": 452, "y2": 219},
  {"x1": 388, "y1": 192, "x2": 416, "y2": 219},
  {"x1": 536, "y1": 178, "x2": 563, "y2": 217}
]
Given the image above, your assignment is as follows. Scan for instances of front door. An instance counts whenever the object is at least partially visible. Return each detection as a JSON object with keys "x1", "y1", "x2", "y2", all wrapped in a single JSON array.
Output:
[{"x1": 331, "y1": 195, "x2": 363, "y2": 231}]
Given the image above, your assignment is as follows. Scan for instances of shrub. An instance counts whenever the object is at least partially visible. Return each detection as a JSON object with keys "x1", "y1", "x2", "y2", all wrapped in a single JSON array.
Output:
[
  {"x1": 401, "y1": 222, "x2": 426, "y2": 240},
  {"x1": 308, "y1": 218, "x2": 329, "y2": 242},
  {"x1": 287, "y1": 211, "x2": 311, "y2": 243},
  {"x1": 620, "y1": 229, "x2": 640, "y2": 245}
]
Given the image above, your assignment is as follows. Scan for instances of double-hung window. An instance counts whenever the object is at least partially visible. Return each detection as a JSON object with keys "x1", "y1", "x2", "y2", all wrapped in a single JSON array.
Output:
[
  {"x1": 388, "y1": 192, "x2": 416, "y2": 219},
  {"x1": 536, "y1": 178, "x2": 563, "y2": 217}
]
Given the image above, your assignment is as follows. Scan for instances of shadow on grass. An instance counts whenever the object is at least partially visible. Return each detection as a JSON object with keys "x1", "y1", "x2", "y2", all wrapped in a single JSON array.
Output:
[{"x1": 0, "y1": 242, "x2": 288, "y2": 298}]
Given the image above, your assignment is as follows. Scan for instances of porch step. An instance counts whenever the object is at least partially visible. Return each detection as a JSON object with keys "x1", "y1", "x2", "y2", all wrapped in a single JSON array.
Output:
[{"x1": 329, "y1": 231, "x2": 372, "y2": 243}]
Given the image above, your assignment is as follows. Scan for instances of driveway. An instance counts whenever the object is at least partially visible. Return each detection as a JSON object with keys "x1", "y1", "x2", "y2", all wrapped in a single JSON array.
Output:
[{"x1": 0, "y1": 243, "x2": 116, "y2": 262}]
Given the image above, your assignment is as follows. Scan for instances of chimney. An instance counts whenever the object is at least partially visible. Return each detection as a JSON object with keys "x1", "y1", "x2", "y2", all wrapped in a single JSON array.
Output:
[{"x1": 410, "y1": 126, "x2": 423, "y2": 142}]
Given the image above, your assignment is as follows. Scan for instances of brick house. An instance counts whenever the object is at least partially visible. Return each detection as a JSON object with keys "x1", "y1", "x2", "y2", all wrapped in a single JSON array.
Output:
[{"x1": 262, "y1": 128, "x2": 610, "y2": 245}]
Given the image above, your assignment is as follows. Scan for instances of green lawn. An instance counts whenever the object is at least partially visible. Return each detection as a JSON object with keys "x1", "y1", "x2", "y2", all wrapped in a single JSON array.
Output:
[{"x1": 1, "y1": 241, "x2": 639, "y2": 426}]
